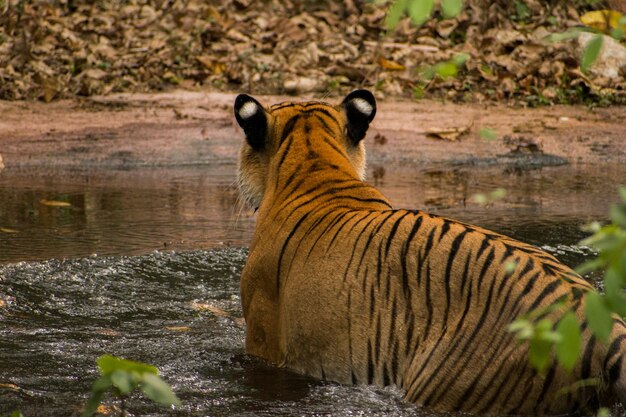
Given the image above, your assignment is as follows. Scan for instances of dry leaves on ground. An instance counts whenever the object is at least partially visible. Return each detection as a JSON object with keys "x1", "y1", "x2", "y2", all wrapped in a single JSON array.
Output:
[{"x1": 0, "y1": 0, "x2": 624, "y2": 103}]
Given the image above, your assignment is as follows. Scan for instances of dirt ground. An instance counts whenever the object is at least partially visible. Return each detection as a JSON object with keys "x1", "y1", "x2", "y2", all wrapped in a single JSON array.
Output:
[{"x1": 0, "y1": 90, "x2": 624, "y2": 171}]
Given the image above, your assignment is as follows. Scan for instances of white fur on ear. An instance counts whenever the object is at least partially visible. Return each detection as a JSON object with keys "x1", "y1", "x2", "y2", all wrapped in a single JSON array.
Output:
[
  {"x1": 239, "y1": 101, "x2": 259, "y2": 119},
  {"x1": 351, "y1": 97, "x2": 374, "y2": 117}
]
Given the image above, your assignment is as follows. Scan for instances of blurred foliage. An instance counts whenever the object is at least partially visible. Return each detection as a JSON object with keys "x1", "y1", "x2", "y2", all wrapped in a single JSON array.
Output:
[
  {"x1": 83, "y1": 354, "x2": 180, "y2": 417},
  {"x1": 383, "y1": 0, "x2": 626, "y2": 105}
]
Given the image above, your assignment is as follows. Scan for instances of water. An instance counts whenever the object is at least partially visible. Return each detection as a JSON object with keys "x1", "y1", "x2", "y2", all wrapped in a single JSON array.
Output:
[{"x1": 1, "y1": 162, "x2": 625, "y2": 416}]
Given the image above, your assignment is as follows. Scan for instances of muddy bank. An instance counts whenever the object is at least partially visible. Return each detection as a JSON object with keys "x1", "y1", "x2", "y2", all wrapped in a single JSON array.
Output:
[{"x1": 0, "y1": 91, "x2": 625, "y2": 170}]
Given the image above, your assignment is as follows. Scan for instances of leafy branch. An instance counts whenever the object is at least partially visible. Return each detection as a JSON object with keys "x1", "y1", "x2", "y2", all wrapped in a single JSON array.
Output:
[{"x1": 82, "y1": 354, "x2": 181, "y2": 417}]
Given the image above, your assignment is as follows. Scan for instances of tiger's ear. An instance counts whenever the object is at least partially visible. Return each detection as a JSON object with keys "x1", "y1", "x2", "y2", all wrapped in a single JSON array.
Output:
[
  {"x1": 234, "y1": 94, "x2": 267, "y2": 151},
  {"x1": 341, "y1": 89, "x2": 376, "y2": 144}
]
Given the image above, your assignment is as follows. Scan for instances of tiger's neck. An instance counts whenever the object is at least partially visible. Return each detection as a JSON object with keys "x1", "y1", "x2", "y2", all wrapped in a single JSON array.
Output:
[{"x1": 257, "y1": 133, "x2": 392, "y2": 224}]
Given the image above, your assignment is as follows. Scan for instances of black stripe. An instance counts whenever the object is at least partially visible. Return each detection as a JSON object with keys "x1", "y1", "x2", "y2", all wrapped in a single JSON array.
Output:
[
  {"x1": 438, "y1": 220, "x2": 451, "y2": 242},
  {"x1": 315, "y1": 114, "x2": 339, "y2": 137},
  {"x1": 478, "y1": 354, "x2": 528, "y2": 414},
  {"x1": 505, "y1": 368, "x2": 537, "y2": 413},
  {"x1": 419, "y1": 226, "x2": 438, "y2": 266},
  {"x1": 322, "y1": 135, "x2": 350, "y2": 160},
  {"x1": 421, "y1": 262, "x2": 434, "y2": 344},
  {"x1": 342, "y1": 213, "x2": 380, "y2": 282},
  {"x1": 275, "y1": 213, "x2": 310, "y2": 290},
  {"x1": 527, "y1": 280, "x2": 560, "y2": 311},
  {"x1": 270, "y1": 102, "x2": 300, "y2": 111},
  {"x1": 496, "y1": 256, "x2": 521, "y2": 295},
  {"x1": 455, "y1": 273, "x2": 497, "y2": 367},
  {"x1": 374, "y1": 311, "x2": 382, "y2": 363},
  {"x1": 304, "y1": 211, "x2": 350, "y2": 260},
  {"x1": 303, "y1": 107, "x2": 338, "y2": 125},
  {"x1": 404, "y1": 329, "x2": 449, "y2": 403},
  {"x1": 458, "y1": 248, "x2": 473, "y2": 296},
  {"x1": 404, "y1": 307, "x2": 416, "y2": 357},
  {"x1": 534, "y1": 363, "x2": 557, "y2": 413},
  {"x1": 354, "y1": 211, "x2": 396, "y2": 279},
  {"x1": 605, "y1": 333, "x2": 626, "y2": 364},
  {"x1": 280, "y1": 115, "x2": 300, "y2": 144},
  {"x1": 442, "y1": 231, "x2": 468, "y2": 325},
  {"x1": 608, "y1": 356, "x2": 622, "y2": 383},
  {"x1": 476, "y1": 246, "x2": 495, "y2": 293},
  {"x1": 385, "y1": 211, "x2": 411, "y2": 257},
  {"x1": 581, "y1": 334, "x2": 596, "y2": 379},
  {"x1": 369, "y1": 278, "x2": 376, "y2": 323},
  {"x1": 401, "y1": 215, "x2": 423, "y2": 299},
  {"x1": 326, "y1": 211, "x2": 363, "y2": 252},
  {"x1": 367, "y1": 341, "x2": 375, "y2": 384},
  {"x1": 324, "y1": 194, "x2": 392, "y2": 208},
  {"x1": 475, "y1": 236, "x2": 491, "y2": 260}
]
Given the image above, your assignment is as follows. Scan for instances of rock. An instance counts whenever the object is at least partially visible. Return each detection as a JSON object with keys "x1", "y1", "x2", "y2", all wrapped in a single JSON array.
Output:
[
  {"x1": 283, "y1": 77, "x2": 322, "y2": 94},
  {"x1": 578, "y1": 32, "x2": 626, "y2": 79}
]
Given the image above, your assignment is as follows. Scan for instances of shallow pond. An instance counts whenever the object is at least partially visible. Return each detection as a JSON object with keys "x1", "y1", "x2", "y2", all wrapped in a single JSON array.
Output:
[{"x1": 1, "y1": 162, "x2": 625, "y2": 416}]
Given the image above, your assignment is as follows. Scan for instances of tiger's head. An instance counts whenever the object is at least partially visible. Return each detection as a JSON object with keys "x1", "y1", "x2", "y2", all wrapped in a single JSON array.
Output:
[{"x1": 234, "y1": 90, "x2": 377, "y2": 209}]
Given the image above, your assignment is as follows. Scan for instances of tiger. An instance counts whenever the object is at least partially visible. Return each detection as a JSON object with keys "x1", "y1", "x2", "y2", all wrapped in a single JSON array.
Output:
[{"x1": 233, "y1": 89, "x2": 626, "y2": 415}]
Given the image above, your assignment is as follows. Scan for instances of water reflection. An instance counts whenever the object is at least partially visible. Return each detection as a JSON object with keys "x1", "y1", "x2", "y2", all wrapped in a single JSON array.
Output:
[
  {"x1": 0, "y1": 166, "x2": 254, "y2": 263},
  {"x1": 1, "y1": 163, "x2": 624, "y2": 264}
]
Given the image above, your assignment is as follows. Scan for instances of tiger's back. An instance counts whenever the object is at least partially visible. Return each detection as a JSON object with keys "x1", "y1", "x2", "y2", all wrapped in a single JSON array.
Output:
[{"x1": 233, "y1": 90, "x2": 626, "y2": 414}]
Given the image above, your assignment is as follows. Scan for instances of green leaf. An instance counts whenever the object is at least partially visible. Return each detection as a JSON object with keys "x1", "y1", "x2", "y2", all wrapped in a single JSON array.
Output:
[
  {"x1": 529, "y1": 337, "x2": 552, "y2": 373},
  {"x1": 585, "y1": 291, "x2": 613, "y2": 343},
  {"x1": 604, "y1": 267, "x2": 626, "y2": 317},
  {"x1": 82, "y1": 375, "x2": 111, "y2": 417},
  {"x1": 110, "y1": 370, "x2": 136, "y2": 395},
  {"x1": 140, "y1": 373, "x2": 182, "y2": 406},
  {"x1": 441, "y1": 0, "x2": 463, "y2": 19},
  {"x1": 451, "y1": 52, "x2": 470, "y2": 67},
  {"x1": 434, "y1": 61, "x2": 458, "y2": 78},
  {"x1": 610, "y1": 27, "x2": 624, "y2": 40},
  {"x1": 478, "y1": 127, "x2": 498, "y2": 141},
  {"x1": 619, "y1": 186, "x2": 626, "y2": 203},
  {"x1": 11, "y1": 412, "x2": 24, "y2": 417},
  {"x1": 543, "y1": 28, "x2": 586, "y2": 43},
  {"x1": 407, "y1": 0, "x2": 434, "y2": 26},
  {"x1": 609, "y1": 203, "x2": 626, "y2": 227},
  {"x1": 555, "y1": 312, "x2": 581, "y2": 371},
  {"x1": 385, "y1": 0, "x2": 408, "y2": 30},
  {"x1": 97, "y1": 354, "x2": 158, "y2": 376},
  {"x1": 575, "y1": 257, "x2": 605, "y2": 275},
  {"x1": 581, "y1": 34, "x2": 603, "y2": 73}
]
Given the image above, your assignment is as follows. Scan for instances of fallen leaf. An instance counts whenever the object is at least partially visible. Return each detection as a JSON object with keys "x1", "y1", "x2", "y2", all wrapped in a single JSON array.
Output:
[
  {"x1": 0, "y1": 383, "x2": 20, "y2": 391},
  {"x1": 0, "y1": 227, "x2": 18, "y2": 234},
  {"x1": 97, "y1": 329, "x2": 120, "y2": 337},
  {"x1": 426, "y1": 125, "x2": 470, "y2": 141},
  {"x1": 39, "y1": 199, "x2": 72, "y2": 207},
  {"x1": 192, "y1": 301, "x2": 230, "y2": 317},
  {"x1": 96, "y1": 405, "x2": 118, "y2": 415},
  {"x1": 580, "y1": 10, "x2": 626, "y2": 32},
  {"x1": 378, "y1": 57, "x2": 406, "y2": 71},
  {"x1": 165, "y1": 326, "x2": 191, "y2": 332},
  {"x1": 196, "y1": 56, "x2": 226, "y2": 75}
]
